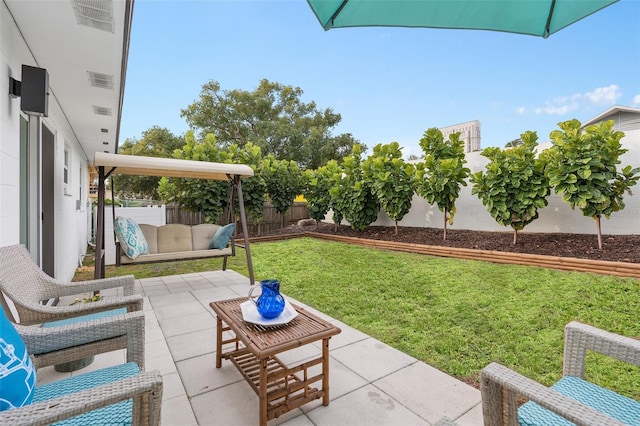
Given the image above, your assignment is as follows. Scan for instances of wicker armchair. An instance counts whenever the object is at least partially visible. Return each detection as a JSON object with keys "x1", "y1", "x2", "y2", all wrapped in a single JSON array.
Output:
[
  {"x1": 0, "y1": 309, "x2": 162, "y2": 425},
  {"x1": 0, "y1": 244, "x2": 142, "y2": 325},
  {"x1": 480, "y1": 321, "x2": 640, "y2": 426},
  {"x1": 17, "y1": 310, "x2": 146, "y2": 370}
]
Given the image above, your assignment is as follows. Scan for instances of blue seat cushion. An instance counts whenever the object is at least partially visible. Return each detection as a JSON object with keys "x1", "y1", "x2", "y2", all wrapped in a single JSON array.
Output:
[
  {"x1": 33, "y1": 362, "x2": 140, "y2": 425},
  {"x1": 41, "y1": 308, "x2": 128, "y2": 328},
  {"x1": 519, "y1": 376, "x2": 640, "y2": 425}
]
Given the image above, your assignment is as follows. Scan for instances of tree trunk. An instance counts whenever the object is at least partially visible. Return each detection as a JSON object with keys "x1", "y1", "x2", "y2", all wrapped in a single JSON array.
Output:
[
  {"x1": 596, "y1": 216, "x2": 603, "y2": 250},
  {"x1": 281, "y1": 212, "x2": 286, "y2": 230},
  {"x1": 257, "y1": 222, "x2": 261, "y2": 237},
  {"x1": 395, "y1": 221, "x2": 399, "y2": 235},
  {"x1": 443, "y1": 209, "x2": 448, "y2": 241},
  {"x1": 513, "y1": 229, "x2": 518, "y2": 245}
]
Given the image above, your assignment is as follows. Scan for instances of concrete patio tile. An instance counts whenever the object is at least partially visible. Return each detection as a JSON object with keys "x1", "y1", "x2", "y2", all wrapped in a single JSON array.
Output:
[
  {"x1": 454, "y1": 402, "x2": 484, "y2": 426},
  {"x1": 330, "y1": 337, "x2": 417, "y2": 382},
  {"x1": 176, "y1": 352, "x2": 243, "y2": 398},
  {"x1": 311, "y1": 321, "x2": 369, "y2": 350},
  {"x1": 157, "y1": 311, "x2": 215, "y2": 337},
  {"x1": 153, "y1": 299, "x2": 207, "y2": 320},
  {"x1": 191, "y1": 285, "x2": 238, "y2": 302},
  {"x1": 280, "y1": 414, "x2": 315, "y2": 425},
  {"x1": 145, "y1": 339, "x2": 177, "y2": 375},
  {"x1": 160, "y1": 371, "x2": 187, "y2": 401},
  {"x1": 373, "y1": 362, "x2": 481, "y2": 424},
  {"x1": 189, "y1": 380, "x2": 302, "y2": 426},
  {"x1": 142, "y1": 287, "x2": 172, "y2": 297},
  {"x1": 138, "y1": 278, "x2": 164, "y2": 286},
  {"x1": 167, "y1": 283, "x2": 193, "y2": 293},
  {"x1": 305, "y1": 384, "x2": 428, "y2": 426},
  {"x1": 165, "y1": 328, "x2": 216, "y2": 362},
  {"x1": 299, "y1": 357, "x2": 368, "y2": 413},
  {"x1": 148, "y1": 291, "x2": 196, "y2": 307},
  {"x1": 160, "y1": 394, "x2": 198, "y2": 426},
  {"x1": 161, "y1": 275, "x2": 188, "y2": 284}
]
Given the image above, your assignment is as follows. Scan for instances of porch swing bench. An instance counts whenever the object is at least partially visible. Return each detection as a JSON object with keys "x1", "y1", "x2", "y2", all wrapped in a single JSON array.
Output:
[
  {"x1": 115, "y1": 223, "x2": 235, "y2": 267},
  {"x1": 93, "y1": 152, "x2": 257, "y2": 285}
]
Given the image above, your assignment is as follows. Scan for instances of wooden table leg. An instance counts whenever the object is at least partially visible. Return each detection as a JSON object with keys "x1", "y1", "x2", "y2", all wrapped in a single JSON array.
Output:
[
  {"x1": 215, "y1": 316, "x2": 223, "y2": 368},
  {"x1": 259, "y1": 358, "x2": 268, "y2": 426},
  {"x1": 322, "y1": 337, "x2": 330, "y2": 406}
]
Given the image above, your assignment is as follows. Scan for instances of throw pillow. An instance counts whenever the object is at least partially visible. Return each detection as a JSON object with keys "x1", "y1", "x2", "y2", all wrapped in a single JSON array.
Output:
[
  {"x1": 0, "y1": 308, "x2": 36, "y2": 411},
  {"x1": 209, "y1": 223, "x2": 235, "y2": 249},
  {"x1": 114, "y1": 216, "x2": 149, "y2": 259}
]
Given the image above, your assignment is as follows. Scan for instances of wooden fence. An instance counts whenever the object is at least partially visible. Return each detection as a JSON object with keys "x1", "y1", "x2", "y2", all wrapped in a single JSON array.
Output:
[{"x1": 165, "y1": 202, "x2": 310, "y2": 236}]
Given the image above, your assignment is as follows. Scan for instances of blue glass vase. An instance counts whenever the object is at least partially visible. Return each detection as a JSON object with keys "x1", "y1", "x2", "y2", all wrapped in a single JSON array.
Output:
[{"x1": 248, "y1": 279, "x2": 285, "y2": 319}]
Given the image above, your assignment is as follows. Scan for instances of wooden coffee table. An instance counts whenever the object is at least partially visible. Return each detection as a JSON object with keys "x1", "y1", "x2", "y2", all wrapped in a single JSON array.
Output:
[{"x1": 210, "y1": 297, "x2": 341, "y2": 425}]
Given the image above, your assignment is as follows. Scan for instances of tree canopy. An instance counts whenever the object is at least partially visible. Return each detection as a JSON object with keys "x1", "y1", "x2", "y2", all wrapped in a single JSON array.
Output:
[
  {"x1": 112, "y1": 126, "x2": 185, "y2": 199},
  {"x1": 180, "y1": 79, "x2": 360, "y2": 169},
  {"x1": 542, "y1": 119, "x2": 639, "y2": 249}
]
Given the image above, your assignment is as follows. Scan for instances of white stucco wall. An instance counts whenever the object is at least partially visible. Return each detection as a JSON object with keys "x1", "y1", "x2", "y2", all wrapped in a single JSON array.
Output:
[
  {"x1": 1, "y1": 3, "x2": 90, "y2": 280},
  {"x1": 365, "y1": 132, "x2": 640, "y2": 235}
]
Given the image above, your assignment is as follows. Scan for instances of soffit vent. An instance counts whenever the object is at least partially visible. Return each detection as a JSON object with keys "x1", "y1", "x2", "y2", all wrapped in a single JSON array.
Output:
[
  {"x1": 92, "y1": 105, "x2": 112, "y2": 116},
  {"x1": 88, "y1": 71, "x2": 114, "y2": 90},
  {"x1": 72, "y1": 0, "x2": 115, "y2": 33}
]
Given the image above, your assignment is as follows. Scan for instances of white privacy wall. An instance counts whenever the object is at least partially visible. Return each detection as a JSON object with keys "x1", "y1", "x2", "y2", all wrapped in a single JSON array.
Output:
[{"x1": 329, "y1": 132, "x2": 640, "y2": 235}]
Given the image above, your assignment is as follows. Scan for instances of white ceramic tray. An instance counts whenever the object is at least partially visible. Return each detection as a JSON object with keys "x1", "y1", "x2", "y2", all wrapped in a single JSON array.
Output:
[{"x1": 240, "y1": 299, "x2": 298, "y2": 327}]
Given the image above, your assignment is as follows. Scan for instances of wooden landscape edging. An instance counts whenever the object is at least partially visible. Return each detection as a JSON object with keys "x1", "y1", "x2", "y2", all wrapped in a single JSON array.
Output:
[{"x1": 300, "y1": 232, "x2": 640, "y2": 279}]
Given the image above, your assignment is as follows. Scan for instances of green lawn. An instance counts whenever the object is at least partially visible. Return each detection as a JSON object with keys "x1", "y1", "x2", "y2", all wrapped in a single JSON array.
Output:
[{"x1": 84, "y1": 237, "x2": 640, "y2": 398}]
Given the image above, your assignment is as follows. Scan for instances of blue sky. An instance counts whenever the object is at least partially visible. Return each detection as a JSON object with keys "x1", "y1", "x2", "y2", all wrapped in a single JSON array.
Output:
[{"x1": 120, "y1": 0, "x2": 640, "y2": 159}]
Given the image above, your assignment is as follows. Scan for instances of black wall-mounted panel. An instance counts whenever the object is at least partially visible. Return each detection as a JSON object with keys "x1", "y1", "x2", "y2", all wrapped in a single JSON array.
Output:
[{"x1": 21, "y1": 65, "x2": 49, "y2": 117}]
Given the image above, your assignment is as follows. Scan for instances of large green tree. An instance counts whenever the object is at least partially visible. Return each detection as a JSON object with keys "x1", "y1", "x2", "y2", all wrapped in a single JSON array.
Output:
[
  {"x1": 180, "y1": 79, "x2": 359, "y2": 169},
  {"x1": 415, "y1": 128, "x2": 470, "y2": 240},
  {"x1": 113, "y1": 126, "x2": 185, "y2": 199},
  {"x1": 226, "y1": 142, "x2": 267, "y2": 234},
  {"x1": 362, "y1": 142, "x2": 415, "y2": 234},
  {"x1": 470, "y1": 131, "x2": 550, "y2": 244},
  {"x1": 542, "y1": 119, "x2": 640, "y2": 250}
]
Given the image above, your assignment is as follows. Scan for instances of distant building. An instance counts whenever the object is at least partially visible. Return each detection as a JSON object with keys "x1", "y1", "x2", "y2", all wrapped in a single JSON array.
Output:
[{"x1": 439, "y1": 120, "x2": 481, "y2": 153}]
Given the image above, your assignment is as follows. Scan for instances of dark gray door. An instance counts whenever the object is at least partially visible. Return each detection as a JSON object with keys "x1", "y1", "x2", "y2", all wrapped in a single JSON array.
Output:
[{"x1": 41, "y1": 124, "x2": 55, "y2": 276}]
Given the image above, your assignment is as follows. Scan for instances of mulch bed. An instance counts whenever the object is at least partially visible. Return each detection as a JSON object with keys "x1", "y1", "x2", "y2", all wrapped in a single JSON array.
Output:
[{"x1": 248, "y1": 222, "x2": 640, "y2": 264}]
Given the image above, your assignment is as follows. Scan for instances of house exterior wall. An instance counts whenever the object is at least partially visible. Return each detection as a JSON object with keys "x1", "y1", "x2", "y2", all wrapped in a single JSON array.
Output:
[
  {"x1": 363, "y1": 129, "x2": 640, "y2": 235},
  {"x1": 0, "y1": 2, "x2": 89, "y2": 280}
]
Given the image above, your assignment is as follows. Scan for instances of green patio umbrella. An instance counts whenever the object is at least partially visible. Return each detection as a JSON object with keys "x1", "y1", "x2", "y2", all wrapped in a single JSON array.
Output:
[{"x1": 306, "y1": 0, "x2": 619, "y2": 38}]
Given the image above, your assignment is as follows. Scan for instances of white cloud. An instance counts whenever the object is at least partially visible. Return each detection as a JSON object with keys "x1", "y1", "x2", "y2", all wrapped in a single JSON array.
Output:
[
  {"x1": 632, "y1": 94, "x2": 640, "y2": 106},
  {"x1": 583, "y1": 85, "x2": 621, "y2": 106},
  {"x1": 515, "y1": 106, "x2": 526, "y2": 114},
  {"x1": 534, "y1": 85, "x2": 621, "y2": 116}
]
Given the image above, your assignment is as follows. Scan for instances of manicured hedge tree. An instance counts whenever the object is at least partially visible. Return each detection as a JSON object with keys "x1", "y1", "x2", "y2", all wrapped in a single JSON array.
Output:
[
  {"x1": 415, "y1": 128, "x2": 470, "y2": 240},
  {"x1": 158, "y1": 131, "x2": 227, "y2": 223},
  {"x1": 330, "y1": 144, "x2": 380, "y2": 231},
  {"x1": 304, "y1": 164, "x2": 334, "y2": 228},
  {"x1": 470, "y1": 131, "x2": 550, "y2": 244},
  {"x1": 226, "y1": 142, "x2": 267, "y2": 235},
  {"x1": 262, "y1": 155, "x2": 307, "y2": 229},
  {"x1": 362, "y1": 142, "x2": 415, "y2": 235},
  {"x1": 542, "y1": 119, "x2": 640, "y2": 250}
]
